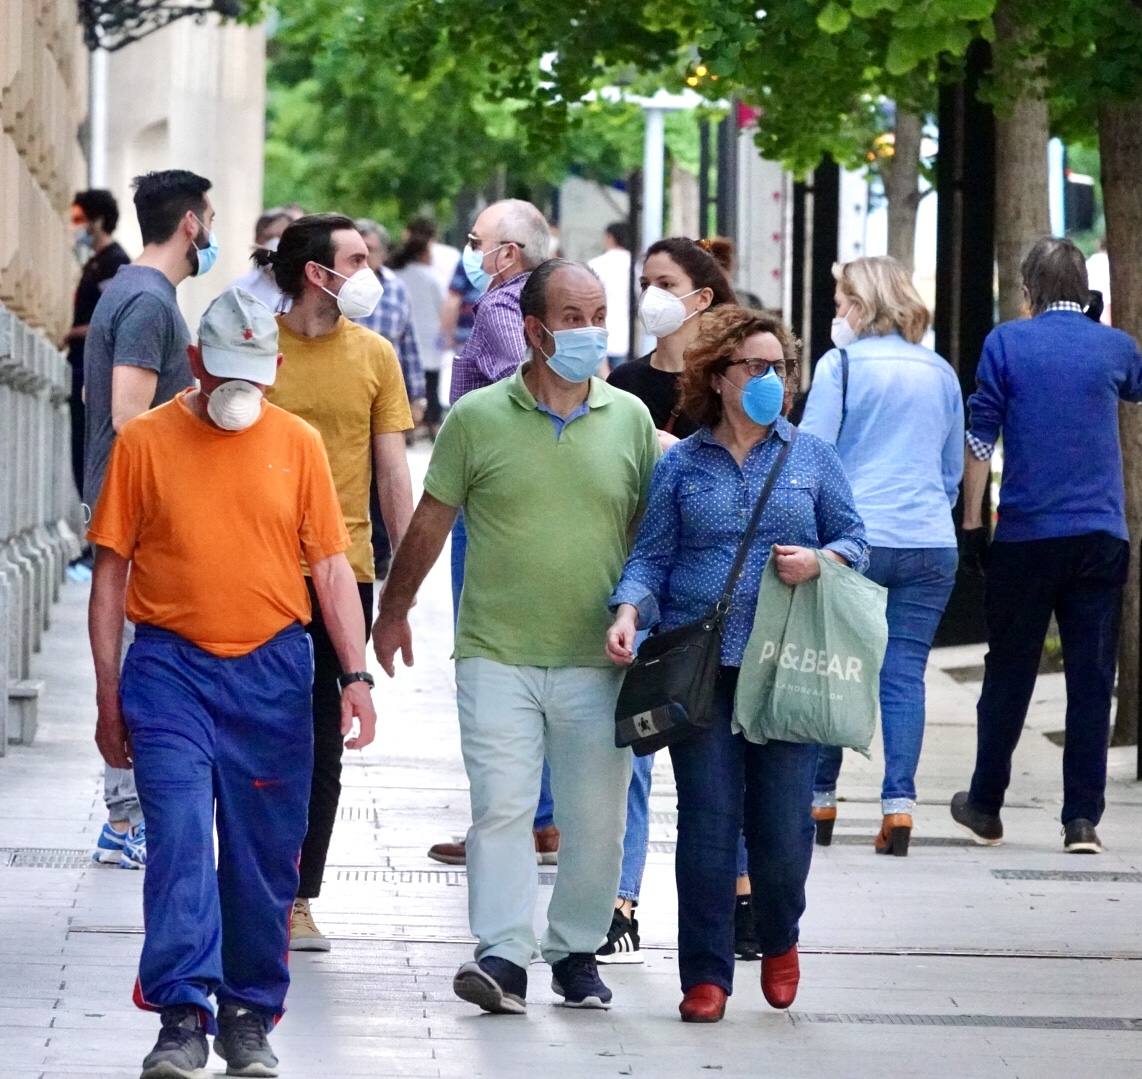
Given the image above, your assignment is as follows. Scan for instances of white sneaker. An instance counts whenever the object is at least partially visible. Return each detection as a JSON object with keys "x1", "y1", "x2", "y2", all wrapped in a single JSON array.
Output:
[{"x1": 288, "y1": 898, "x2": 331, "y2": 952}]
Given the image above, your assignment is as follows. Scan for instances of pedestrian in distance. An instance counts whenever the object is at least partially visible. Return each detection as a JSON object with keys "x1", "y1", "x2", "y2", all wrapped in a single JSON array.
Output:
[
  {"x1": 607, "y1": 304, "x2": 868, "y2": 1023},
  {"x1": 426, "y1": 199, "x2": 564, "y2": 870},
  {"x1": 952, "y1": 236, "x2": 1142, "y2": 855},
  {"x1": 87, "y1": 286, "x2": 377, "y2": 1079},
  {"x1": 375, "y1": 258, "x2": 659, "y2": 1015},
  {"x1": 801, "y1": 255, "x2": 964, "y2": 856}
]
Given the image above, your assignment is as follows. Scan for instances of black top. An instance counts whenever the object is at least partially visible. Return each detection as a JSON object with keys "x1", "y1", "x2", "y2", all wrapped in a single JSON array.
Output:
[
  {"x1": 607, "y1": 351, "x2": 699, "y2": 439},
  {"x1": 69, "y1": 241, "x2": 131, "y2": 377}
]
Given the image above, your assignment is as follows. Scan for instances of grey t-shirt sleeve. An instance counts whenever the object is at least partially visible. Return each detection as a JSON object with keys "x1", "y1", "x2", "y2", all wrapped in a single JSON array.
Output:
[{"x1": 112, "y1": 293, "x2": 178, "y2": 372}]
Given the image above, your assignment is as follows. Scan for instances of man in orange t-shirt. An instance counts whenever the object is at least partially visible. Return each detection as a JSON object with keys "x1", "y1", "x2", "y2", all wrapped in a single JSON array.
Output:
[{"x1": 87, "y1": 287, "x2": 378, "y2": 1079}]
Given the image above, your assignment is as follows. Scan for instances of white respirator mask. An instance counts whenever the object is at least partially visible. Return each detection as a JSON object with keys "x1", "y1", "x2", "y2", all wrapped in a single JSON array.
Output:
[{"x1": 206, "y1": 380, "x2": 264, "y2": 431}]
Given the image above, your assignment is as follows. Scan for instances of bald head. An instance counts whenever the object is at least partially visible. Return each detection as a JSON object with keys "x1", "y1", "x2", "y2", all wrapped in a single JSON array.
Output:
[{"x1": 520, "y1": 259, "x2": 606, "y2": 354}]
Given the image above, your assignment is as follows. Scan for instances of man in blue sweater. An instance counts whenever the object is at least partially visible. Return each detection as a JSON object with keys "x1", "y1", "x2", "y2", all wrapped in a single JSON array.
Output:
[{"x1": 952, "y1": 237, "x2": 1142, "y2": 854}]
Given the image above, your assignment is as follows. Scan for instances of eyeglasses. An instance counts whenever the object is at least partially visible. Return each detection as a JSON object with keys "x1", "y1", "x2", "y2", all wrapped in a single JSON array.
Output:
[
  {"x1": 728, "y1": 358, "x2": 786, "y2": 378},
  {"x1": 467, "y1": 234, "x2": 526, "y2": 252}
]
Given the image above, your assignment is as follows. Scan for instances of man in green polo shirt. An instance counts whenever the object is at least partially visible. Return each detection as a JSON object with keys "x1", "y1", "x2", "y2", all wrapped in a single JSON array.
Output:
[{"x1": 375, "y1": 258, "x2": 658, "y2": 1014}]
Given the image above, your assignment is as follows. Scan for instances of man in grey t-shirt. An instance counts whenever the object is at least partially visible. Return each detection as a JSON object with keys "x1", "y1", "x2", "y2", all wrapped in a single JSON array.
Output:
[{"x1": 83, "y1": 169, "x2": 217, "y2": 871}]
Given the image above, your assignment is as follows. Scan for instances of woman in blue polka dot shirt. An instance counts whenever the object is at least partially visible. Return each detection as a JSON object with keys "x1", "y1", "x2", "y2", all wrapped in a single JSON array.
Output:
[{"x1": 607, "y1": 305, "x2": 868, "y2": 1024}]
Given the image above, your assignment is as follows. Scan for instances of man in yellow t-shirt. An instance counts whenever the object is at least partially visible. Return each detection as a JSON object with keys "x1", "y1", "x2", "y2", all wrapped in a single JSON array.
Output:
[
  {"x1": 259, "y1": 213, "x2": 414, "y2": 949},
  {"x1": 88, "y1": 287, "x2": 378, "y2": 1077}
]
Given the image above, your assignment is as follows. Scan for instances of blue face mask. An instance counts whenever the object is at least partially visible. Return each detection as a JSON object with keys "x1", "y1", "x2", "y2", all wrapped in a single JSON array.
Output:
[
  {"x1": 192, "y1": 219, "x2": 219, "y2": 277},
  {"x1": 727, "y1": 369, "x2": 785, "y2": 426},
  {"x1": 540, "y1": 324, "x2": 609, "y2": 383},
  {"x1": 462, "y1": 242, "x2": 505, "y2": 295}
]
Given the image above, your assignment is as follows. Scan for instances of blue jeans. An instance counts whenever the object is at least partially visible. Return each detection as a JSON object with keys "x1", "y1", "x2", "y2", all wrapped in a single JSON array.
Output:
[
  {"x1": 669, "y1": 667, "x2": 817, "y2": 994},
  {"x1": 814, "y1": 546, "x2": 957, "y2": 813},
  {"x1": 452, "y1": 514, "x2": 554, "y2": 829},
  {"x1": 122, "y1": 624, "x2": 313, "y2": 1030}
]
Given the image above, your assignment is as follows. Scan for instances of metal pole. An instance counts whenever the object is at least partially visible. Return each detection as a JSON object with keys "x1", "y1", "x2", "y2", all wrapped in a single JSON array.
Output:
[
  {"x1": 698, "y1": 118, "x2": 711, "y2": 239},
  {"x1": 628, "y1": 169, "x2": 642, "y2": 364},
  {"x1": 641, "y1": 107, "x2": 666, "y2": 255}
]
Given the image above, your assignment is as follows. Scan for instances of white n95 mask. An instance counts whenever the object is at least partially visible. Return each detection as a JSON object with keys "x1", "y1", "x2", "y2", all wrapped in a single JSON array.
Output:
[{"x1": 206, "y1": 380, "x2": 264, "y2": 431}]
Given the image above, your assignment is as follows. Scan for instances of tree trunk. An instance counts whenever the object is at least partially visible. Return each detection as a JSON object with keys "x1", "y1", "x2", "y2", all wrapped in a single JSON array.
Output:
[
  {"x1": 1100, "y1": 101, "x2": 1142, "y2": 747},
  {"x1": 881, "y1": 108, "x2": 923, "y2": 271},
  {"x1": 992, "y1": 2, "x2": 1050, "y2": 323}
]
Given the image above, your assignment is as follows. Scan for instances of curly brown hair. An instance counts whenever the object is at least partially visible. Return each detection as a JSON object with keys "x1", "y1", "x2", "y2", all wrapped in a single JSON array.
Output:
[{"x1": 678, "y1": 305, "x2": 800, "y2": 428}]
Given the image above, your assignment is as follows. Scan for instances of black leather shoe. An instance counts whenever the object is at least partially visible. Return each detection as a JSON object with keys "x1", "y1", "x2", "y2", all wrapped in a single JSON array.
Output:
[
  {"x1": 950, "y1": 791, "x2": 1003, "y2": 845},
  {"x1": 1063, "y1": 818, "x2": 1102, "y2": 854}
]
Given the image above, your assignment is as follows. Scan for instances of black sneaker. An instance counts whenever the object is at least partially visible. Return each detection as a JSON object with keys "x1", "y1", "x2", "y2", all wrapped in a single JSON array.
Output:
[
  {"x1": 453, "y1": 956, "x2": 527, "y2": 1014},
  {"x1": 551, "y1": 953, "x2": 613, "y2": 1009},
  {"x1": 214, "y1": 1003, "x2": 278, "y2": 1077},
  {"x1": 596, "y1": 908, "x2": 642, "y2": 965},
  {"x1": 950, "y1": 791, "x2": 1003, "y2": 846},
  {"x1": 1063, "y1": 818, "x2": 1103, "y2": 854},
  {"x1": 734, "y1": 895, "x2": 761, "y2": 962},
  {"x1": 140, "y1": 1005, "x2": 209, "y2": 1079}
]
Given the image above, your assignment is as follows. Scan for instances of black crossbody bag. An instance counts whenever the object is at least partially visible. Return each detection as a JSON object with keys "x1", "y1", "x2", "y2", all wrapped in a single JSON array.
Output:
[{"x1": 614, "y1": 431, "x2": 797, "y2": 756}]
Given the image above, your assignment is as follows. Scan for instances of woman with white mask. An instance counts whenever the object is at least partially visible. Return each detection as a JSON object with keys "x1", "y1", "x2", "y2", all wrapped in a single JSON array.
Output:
[
  {"x1": 608, "y1": 237, "x2": 737, "y2": 449},
  {"x1": 800, "y1": 256, "x2": 964, "y2": 857}
]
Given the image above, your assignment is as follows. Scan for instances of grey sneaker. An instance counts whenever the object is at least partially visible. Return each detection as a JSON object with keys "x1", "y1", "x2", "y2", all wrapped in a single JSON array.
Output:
[
  {"x1": 140, "y1": 1005, "x2": 209, "y2": 1079},
  {"x1": 1063, "y1": 818, "x2": 1103, "y2": 854},
  {"x1": 950, "y1": 791, "x2": 1003, "y2": 845},
  {"x1": 214, "y1": 1004, "x2": 279, "y2": 1077}
]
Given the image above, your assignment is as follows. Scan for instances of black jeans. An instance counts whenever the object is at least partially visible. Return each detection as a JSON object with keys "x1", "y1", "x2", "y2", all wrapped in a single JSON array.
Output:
[
  {"x1": 297, "y1": 578, "x2": 374, "y2": 898},
  {"x1": 969, "y1": 532, "x2": 1129, "y2": 825},
  {"x1": 424, "y1": 369, "x2": 443, "y2": 427}
]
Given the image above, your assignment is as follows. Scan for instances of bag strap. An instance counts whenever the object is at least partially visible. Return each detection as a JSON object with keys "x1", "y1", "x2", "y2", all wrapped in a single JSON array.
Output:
[
  {"x1": 838, "y1": 348, "x2": 849, "y2": 438},
  {"x1": 713, "y1": 428, "x2": 797, "y2": 619}
]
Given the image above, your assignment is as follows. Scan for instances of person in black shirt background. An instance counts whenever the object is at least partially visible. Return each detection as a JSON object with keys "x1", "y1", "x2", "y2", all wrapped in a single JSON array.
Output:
[
  {"x1": 608, "y1": 237, "x2": 736, "y2": 451},
  {"x1": 66, "y1": 190, "x2": 131, "y2": 515}
]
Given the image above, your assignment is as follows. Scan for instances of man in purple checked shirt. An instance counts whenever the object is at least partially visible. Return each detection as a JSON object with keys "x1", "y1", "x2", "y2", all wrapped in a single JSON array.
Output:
[{"x1": 426, "y1": 199, "x2": 561, "y2": 868}]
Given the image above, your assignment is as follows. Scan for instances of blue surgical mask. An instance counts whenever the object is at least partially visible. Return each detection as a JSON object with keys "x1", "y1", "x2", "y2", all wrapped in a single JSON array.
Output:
[
  {"x1": 462, "y1": 242, "x2": 505, "y2": 295},
  {"x1": 540, "y1": 324, "x2": 609, "y2": 383},
  {"x1": 192, "y1": 218, "x2": 219, "y2": 277},
  {"x1": 740, "y1": 369, "x2": 785, "y2": 426}
]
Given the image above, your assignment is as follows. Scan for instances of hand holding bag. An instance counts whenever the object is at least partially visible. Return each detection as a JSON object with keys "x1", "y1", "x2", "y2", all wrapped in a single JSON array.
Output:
[{"x1": 614, "y1": 432, "x2": 796, "y2": 756}]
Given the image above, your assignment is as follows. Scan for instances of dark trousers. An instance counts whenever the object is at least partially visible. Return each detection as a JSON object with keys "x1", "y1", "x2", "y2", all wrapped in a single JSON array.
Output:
[
  {"x1": 122, "y1": 624, "x2": 313, "y2": 1027},
  {"x1": 969, "y1": 532, "x2": 1129, "y2": 825},
  {"x1": 424, "y1": 369, "x2": 443, "y2": 427},
  {"x1": 297, "y1": 578, "x2": 374, "y2": 898},
  {"x1": 668, "y1": 668, "x2": 817, "y2": 994},
  {"x1": 69, "y1": 366, "x2": 85, "y2": 499}
]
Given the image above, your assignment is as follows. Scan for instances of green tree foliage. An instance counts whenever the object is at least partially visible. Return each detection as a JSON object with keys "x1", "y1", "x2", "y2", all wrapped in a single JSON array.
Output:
[{"x1": 260, "y1": 0, "x2": 671, "y2": 225}]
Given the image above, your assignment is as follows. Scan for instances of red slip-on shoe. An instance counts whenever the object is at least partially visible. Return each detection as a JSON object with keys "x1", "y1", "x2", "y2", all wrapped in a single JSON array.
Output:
[
  {"x1": 679, "y1": 983, "x2": 728, "y2": 1023},
  {"x1": 761, "y1": 944, "x2": 799, "y2": 1009}
]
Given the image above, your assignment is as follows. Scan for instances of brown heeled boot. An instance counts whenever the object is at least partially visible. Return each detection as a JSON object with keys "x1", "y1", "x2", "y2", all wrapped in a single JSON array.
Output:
[
  {"x1": 875, "y1": 813, "x2": 912, "y2": 856},
  {"x1": 811, "y1": 805, "x2": 837, "y2": 846}
]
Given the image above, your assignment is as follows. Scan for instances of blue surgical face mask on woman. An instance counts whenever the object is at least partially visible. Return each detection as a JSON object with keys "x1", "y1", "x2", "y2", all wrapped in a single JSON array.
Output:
[
  {"x1": 722, "y1": 368, "x2": 785, "y2": 426},
  {"x1": 540, "y1": 324, "x2": 609, "y2": 383}
]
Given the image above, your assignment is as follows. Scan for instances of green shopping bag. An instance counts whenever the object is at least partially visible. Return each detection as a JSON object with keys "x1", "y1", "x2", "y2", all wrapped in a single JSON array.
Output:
[{"x1": 733, "y1": 550, "x2": 888, "y2": 757}]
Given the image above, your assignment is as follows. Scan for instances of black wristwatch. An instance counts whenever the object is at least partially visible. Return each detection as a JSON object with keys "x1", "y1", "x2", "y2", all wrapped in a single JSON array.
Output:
[{"x1": 337, "y1": 671, "x2": 375, "y2": 691}]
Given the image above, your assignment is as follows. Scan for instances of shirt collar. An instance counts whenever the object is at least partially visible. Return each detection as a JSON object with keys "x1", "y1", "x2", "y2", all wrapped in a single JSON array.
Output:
[
  {"x1": 1043, "y1": 301, "x2": 1085, "y2": 314},
  {"x1": 507, "y1": 359, "x2": 612, "y2": 411},
  {"x1": 697, "y1": 414, "x2": 793, "y2": 447}
]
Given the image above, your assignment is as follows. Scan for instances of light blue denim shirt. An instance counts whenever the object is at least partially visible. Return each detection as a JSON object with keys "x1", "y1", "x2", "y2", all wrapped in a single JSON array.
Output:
[
  {"x1": 609, "y1": 417, "x2": 868, "y2": 667},
  {"x1": 800, "y1": 334, "x2": 963, "y2": 548}
]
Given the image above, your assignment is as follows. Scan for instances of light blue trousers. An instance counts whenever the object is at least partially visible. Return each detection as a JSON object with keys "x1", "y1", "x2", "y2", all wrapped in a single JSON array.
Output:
[{"x1": 455, "y1": 658, "x2": 631, "y2": 968}]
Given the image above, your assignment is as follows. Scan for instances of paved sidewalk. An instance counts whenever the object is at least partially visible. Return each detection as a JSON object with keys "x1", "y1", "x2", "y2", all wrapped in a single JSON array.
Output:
[{"x1": 3, "y1": 446, "x2": 1142, "y2": 1078}]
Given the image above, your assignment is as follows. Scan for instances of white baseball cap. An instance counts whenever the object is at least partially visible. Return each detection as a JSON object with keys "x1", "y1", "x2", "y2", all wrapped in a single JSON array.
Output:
[{"x1": 198, "y1": 286, "x2": 280, "y2": 386}]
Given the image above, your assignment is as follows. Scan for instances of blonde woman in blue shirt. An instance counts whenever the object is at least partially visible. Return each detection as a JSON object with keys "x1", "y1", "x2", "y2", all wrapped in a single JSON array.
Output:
[{"x1": 801, "y1": 255, "x2": 964, "y2": 856}]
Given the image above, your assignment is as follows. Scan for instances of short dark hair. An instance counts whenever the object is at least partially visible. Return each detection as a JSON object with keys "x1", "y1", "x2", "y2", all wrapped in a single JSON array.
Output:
[
  {"x1": 131, "y1": 170, "x2": 211, "y2": 245},
  {"x1": 406, "y1": 216, "x2": 437, "y2": 241},
  {"x1": 1021, "y1": 236, "x2": 1089, "y2": 314},
  {"x1": 254, "y1": 208, "x2": 292, "y2": 244},
  {"x1": 519, "y1": 258, "x2": 600, "y2": 324},
  {"x1": 644, "y1": 237, "x2": 737, "y2": 307},
  {"x1": 252, "y1": 212, "x2": 357, "y2": 299},
  {"x1": 73, "y1": 189, "x2": 119, "y2": 233},
  {"x1": 605, "y1": 221, "x2": 630, "y2": 249}
]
